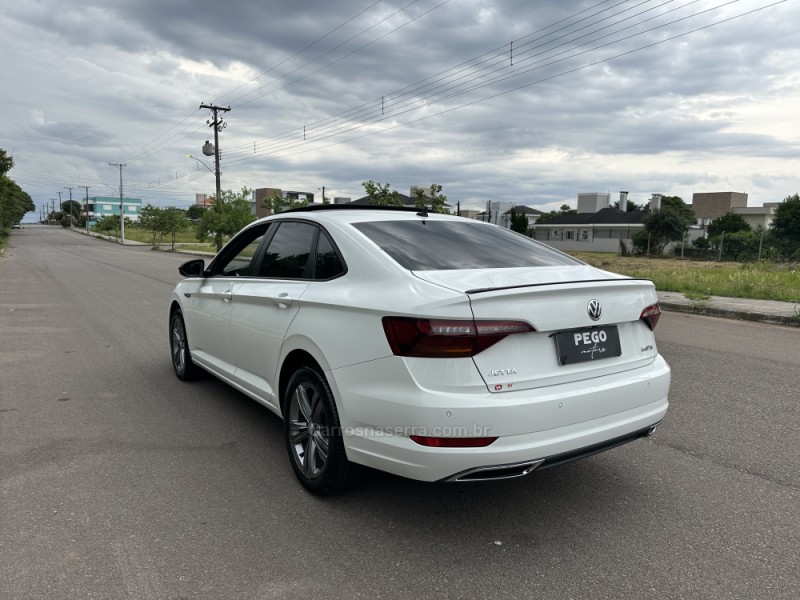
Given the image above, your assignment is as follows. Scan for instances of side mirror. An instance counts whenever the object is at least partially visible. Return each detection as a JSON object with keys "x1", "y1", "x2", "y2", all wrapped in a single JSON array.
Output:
[{"x1": 178, "y1": 259, "x2": 206, "y2": 278}]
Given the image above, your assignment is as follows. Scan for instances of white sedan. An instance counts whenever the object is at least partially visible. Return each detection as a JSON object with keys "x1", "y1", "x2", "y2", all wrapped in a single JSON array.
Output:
[{"x1": 169, "y1": 206, "x2": 670, "y2": 495}]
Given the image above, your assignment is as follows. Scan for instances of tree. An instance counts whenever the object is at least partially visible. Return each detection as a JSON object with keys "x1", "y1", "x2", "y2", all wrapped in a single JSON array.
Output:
[
  {"x1": 362, "y1": 180, "x2": 401, "y2": 206},
  {"x1": 717, "y1": 230, "x2": 760, "y2": 261},
  {"x1": 0, "y1": 149, "x2": 35, "y2": 238},
  {"x1": 634, "y1": 196, "x2": 695, "y2": 255},
  {"x1": 770, "y1": 193, "x2": 800, "y2": 257},
  {"x1": 159, "y1": 207, "x2": 188, "y2": 251},
  {"x1": 509, "y1": 209, "x2": 529, "y2": 234},
  {"x1": 707, "y1": 212, "x2": 751, "y2": 238},
  {"x1": 536, "y1": 204, "x2": 577, "y2": 223},
  {"x1": 94, "y1": 215, "x2": 121, "y2": 240},
  {"x1": 660, "y1": 196, "x2": 696, "y2": 224},
  {"x1": 0, "y1": 148, "x2": 12, "y2": 176},
  {"x1": 412, "y1": 183, "x2": 448, "y2": 213},
  {"x1": 186, "y1": 204, "x2": 206, "y2": 221},
  {"x1": 261, "y1": 191, "x2": 308, "y2": 214},
  {"x1": 139, "y1": 204, "x2": 164, "y2": 245},
  {"x1": 61, "y1": 200, "x2": 82, "y2": 223},
  {"x1": 636, "y1": 211, "x2": 690, "y2": 255},
  {"x1": 196, "y1": 187, "x2": 255, "y2": 251}
]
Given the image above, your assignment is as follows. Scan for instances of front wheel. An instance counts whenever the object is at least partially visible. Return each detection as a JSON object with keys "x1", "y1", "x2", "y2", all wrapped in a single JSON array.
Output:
[
  {"x1": 170, "y1": 309, "x2": 201, "y2": 380},
  {"x1": 284, "y1": 366, "x2": 360, "y2": 495}
]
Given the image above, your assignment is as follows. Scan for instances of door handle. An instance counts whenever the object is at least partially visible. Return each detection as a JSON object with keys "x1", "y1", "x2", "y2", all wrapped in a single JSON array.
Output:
[
  {"x1": 270, "y1": 292, "x2": 291, "y2": 308},
  {"x1": 223, "y1": 290, "x2": 232, "y2": 302}
]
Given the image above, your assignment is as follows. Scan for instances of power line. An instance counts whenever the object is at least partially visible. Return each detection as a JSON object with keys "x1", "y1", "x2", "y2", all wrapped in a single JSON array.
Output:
[
  {"x1": 216, "y1": 0, "x2": 786, "y2": 169},
  {"x1": 220, "y1": 0, "x2": 679, "y2": 161},
  {"x1": 214, "y1": 0, "x2": 385, "y2": 106},
  {"x1": 214, "y1": 0, "x2": 742, "y2": 165},
  {"x1": 15, "y1": 0, "x2": 787, "y2": 202},
  {"x1": 228, "y1": 0, "x2": 449, "y2": 110},
  {"x1": 117, "y1": 0, "x2": 442, "y2": 166}
]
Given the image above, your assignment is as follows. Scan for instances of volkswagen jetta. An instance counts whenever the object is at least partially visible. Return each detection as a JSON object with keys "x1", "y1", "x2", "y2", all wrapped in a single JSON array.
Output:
[{"x1": 169, "y1": 205, "x2": 670, "y2": 495}]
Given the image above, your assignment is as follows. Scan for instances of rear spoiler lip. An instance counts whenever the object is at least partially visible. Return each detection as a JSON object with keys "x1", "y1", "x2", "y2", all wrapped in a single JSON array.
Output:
[{"x1": 465, "y1": 277, "x2": 655, "y2": 295}]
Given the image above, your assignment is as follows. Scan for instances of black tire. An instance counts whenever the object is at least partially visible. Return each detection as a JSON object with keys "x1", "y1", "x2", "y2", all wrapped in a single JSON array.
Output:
[
  {"x1": 170, "y1": 309, "x2": 201, "y2": 381},
  {"x1": 284, "y1": 366, "x2": 360, "y2": 495}
]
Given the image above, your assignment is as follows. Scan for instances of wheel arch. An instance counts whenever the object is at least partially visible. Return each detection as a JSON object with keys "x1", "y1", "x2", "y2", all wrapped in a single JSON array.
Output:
[{"x1": 279, "y1": 349, "x2": 324, "y2": 416}]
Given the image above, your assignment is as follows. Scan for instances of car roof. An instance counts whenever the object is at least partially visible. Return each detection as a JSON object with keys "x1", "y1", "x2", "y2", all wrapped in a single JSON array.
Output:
[{"x1": 264, "y1": 205, "x2": 476, "y2": 226}]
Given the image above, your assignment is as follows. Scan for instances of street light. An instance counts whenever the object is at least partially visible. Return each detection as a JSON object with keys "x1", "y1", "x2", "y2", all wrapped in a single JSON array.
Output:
[
  {"x1": 186, "y1": 154, "x2": 215, "y2": 175},
  {"x1": 187, "y1": 154, "x2": 215, "y2": 208}
]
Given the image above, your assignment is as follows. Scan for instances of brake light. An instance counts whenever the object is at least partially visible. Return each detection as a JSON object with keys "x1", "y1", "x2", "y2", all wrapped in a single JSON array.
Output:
[
  {"x1": 382, "y1": 317, "x2": 534, "y2": 358},
  {"x1": 411, "y1": 435, "x2": 497, "y2": 447},
  {"x1": 640, "y1": 303, "x2": 662, "y2": 330}
]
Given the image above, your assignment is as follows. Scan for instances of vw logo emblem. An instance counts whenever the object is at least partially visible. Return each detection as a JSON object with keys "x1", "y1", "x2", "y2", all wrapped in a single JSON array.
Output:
[{"x1": 587, "y1": 299, "x2": 602, "y2": 321}]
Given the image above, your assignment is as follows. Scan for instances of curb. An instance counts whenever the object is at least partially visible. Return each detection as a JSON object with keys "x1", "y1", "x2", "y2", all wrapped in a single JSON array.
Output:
[{"x1": 659, "y1": 301, "x2": 800, "y2": 328}]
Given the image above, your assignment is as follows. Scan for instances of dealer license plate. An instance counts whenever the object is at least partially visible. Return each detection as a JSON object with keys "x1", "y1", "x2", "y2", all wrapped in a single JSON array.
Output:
[{"x1": 555, "y1": 325, "x2": 621, "y2": 366}]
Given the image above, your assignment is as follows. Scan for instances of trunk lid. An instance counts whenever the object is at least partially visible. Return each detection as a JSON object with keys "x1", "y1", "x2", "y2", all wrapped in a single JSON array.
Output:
[{"x1": 414, "y1": 266, "x2": 660, "y2": 392}]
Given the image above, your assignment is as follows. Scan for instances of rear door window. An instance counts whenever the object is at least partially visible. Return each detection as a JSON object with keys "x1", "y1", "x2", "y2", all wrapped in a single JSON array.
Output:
[
  {"x1": 257, "y1": 222, "x2": 318, "y2": 279},
  {"x1": 314, "y1": 232, "x2": 345, "y2": 279}
]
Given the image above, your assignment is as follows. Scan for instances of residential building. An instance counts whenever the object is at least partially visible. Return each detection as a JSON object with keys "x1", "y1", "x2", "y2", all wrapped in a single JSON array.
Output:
[
  {"x1": 532, "y1": 206, "x2": 647, "y2": 252},
  {"x1": 83, "y1": 196, "x2": 142, "y2": 225},
  {"x1": 195, "y1": 193, "x2": 213, "y2": 207},
  {"x1": 732, "y1": 203, "x2": 779, "y2": 230},
  {"x1": 252, "y1": 188, "x2": 316, "y2": 218},
  {"x1": 691, "y1": 191, "x2": 748, "y2": 225},
  {"x1": 458, "y1": 209, "x2": 483, "y2": 220},
  {"x1": 577, "y1": 192, "x2": 611, "y2": 214},
  {"x1": 691, "y1": 191, "x2": 779, "y2": 230},
  {"x1": 534, "y1": 191, "x2": 707, "y2": 253},
  {"x1": 502, "y1": 205, "x2": 543, "y2": 229}
]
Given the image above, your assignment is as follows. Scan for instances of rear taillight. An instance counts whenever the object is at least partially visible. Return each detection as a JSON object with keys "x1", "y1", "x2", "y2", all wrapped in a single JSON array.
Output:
[
  {"x1": 382, "y1": 317, "x2": 534, "y2": 358},
  {"x1": 640, "y1": 303, "x2": 662, "y2": 331},
  {"x1": 411, "y1": 435, "x2": 498, "y2": 447}
]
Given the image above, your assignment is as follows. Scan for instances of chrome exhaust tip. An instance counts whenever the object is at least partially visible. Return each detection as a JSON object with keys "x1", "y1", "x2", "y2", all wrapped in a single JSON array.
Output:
[
  {"x1": 646, "y1": 421, "x2": 662, "y2": 436},
  {"x1": 446, "y1": 459, "x2": 545, "y2": 483}
]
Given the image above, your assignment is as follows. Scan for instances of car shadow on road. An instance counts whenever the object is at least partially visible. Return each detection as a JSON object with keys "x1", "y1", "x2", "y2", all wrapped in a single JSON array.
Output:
[{"x1": 164, "y1": 369, "x2": 652, "y2": 551}]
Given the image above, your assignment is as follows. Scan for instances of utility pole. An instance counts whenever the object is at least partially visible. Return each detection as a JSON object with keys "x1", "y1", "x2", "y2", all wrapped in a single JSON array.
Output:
[
  {"x1": 199, "y1": 102, "x2": 230, "y2": 210},
  {"x1": 200, "y1": 102, "x2": 231, "y2": 252},
  {"x1": 64, "y1": 186, "x2": 74, "y2": 228},
  {"x1": 108, "y1": 162, "x2": 126, "y2": 243},
  {"x1": 57, "y1": 191, "x2": 62, "y2": 216},
  {"x1": 79, "y1": 185, "x2": 90, "y2": 233}
]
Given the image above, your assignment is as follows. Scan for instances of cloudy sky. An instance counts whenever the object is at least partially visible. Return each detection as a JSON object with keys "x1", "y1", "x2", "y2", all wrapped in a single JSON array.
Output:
[{"x1": 2, "y1": 0, "x2": 798, "y2": 220}]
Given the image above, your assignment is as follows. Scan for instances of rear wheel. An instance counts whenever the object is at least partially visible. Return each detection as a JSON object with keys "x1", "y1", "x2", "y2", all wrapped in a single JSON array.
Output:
[
  {"x1": 170, "y1": 309, "x2": 201, "y2": 380},
  {"x1": 284, "y1": 366, "x2": 360, "y2": 495}
]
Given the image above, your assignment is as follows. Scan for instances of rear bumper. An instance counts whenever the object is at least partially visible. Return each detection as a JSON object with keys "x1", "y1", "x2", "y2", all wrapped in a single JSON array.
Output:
[{"x1": 329, "y1": 355, "x2": 670, "y2": 482}]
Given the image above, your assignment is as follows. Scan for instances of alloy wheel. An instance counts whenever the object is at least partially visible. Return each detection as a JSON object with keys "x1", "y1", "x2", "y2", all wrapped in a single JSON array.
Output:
[{"x1": 288, "y1": 381, "x2": 330, "y2": 479}]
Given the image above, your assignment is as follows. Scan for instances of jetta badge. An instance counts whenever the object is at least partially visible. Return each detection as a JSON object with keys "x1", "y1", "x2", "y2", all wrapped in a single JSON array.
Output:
[{"x1": 587, "y1": 299, "x2": 602, "y2": 321}]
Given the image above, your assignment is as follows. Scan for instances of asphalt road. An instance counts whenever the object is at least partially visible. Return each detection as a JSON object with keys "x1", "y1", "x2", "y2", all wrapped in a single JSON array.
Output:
[{"x1": 1, "y1": 226, "x2": 798, "y2": 600}]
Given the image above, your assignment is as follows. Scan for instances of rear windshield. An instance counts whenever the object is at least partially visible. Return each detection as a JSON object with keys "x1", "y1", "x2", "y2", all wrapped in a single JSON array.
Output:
[{"x1": 353, "y1": 220, "x2": 581, "y2": 270}]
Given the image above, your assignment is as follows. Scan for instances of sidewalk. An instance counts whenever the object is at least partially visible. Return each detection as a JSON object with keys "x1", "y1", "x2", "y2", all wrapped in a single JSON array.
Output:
[
  {"x1": 657, "y1": 291, "x2": 799, "y2": 328},
  {"x1": 80, "y1": 229, "x2": 149, "y2": 245}
]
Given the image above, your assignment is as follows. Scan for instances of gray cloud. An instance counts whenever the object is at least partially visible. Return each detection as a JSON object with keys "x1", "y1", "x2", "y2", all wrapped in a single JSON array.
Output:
[{"x1": 2, "y1": 0, "x2": 799, "y2": 215}]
